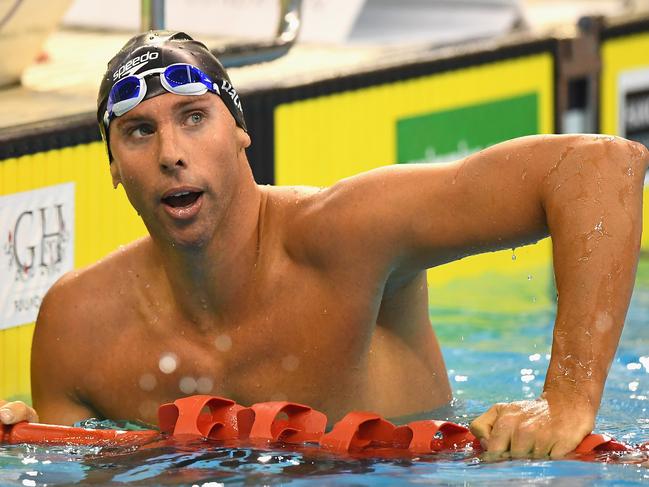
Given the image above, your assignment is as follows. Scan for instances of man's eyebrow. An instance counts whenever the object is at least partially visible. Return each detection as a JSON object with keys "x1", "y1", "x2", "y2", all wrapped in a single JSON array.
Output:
[
  {"x1": 171, "y1": 97, "x2": 212, "y2": 111},
  {"x1": 114, "y1": 115, "x2": 153, "y2": 129}
]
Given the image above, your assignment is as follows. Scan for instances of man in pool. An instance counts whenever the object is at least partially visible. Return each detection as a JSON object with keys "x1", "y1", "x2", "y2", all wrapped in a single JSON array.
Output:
[{"x1": 1, "y1": 31, "x2": 647, "y2": 459}]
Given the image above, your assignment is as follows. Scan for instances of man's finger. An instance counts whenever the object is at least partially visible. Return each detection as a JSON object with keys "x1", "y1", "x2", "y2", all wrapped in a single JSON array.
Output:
[
  {"x1": 549, "y1": 439, "x2": 578, "y2": 459},
  {"x1": 532, "y1": 436, "x2": 556, "y2": 458},
  {"x1": 510, "y1": 423, "x2": 535, "y2": 458},
  {"x1": 470, "y1": 404, "x2": 501, "y2": 446},
  {"x1": 484, "y1": 413, "x2": 517, "y2": 456},
  {"x1": 0, "y1": 401, "x2": 38, "y2": 424}
]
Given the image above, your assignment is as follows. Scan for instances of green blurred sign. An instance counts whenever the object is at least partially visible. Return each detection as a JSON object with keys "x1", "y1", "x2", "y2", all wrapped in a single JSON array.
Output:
[{"x1": 397, "y1": 93, "x2": 538, "y2": 163}]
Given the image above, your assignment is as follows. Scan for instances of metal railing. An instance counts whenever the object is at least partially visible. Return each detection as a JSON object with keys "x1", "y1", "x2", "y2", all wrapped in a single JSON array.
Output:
[{"x1": 140, "y1": 0, "x2": 302, "y2": 68}]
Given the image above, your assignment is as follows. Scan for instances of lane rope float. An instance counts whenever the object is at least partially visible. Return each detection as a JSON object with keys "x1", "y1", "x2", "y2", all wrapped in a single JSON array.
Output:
[{"x1": 1, "y1": 394, "x2": 647, "y2": 461}]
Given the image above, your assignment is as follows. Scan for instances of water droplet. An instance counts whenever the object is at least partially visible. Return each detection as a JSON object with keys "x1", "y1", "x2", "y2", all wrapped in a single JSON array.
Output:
[
  {"x1": 196, "y1": 376, "x2": 214, "y2": 394},
  {"x1": 138, "y1": 399, "x2": 158, "y2": 419},
  {"x1": 258, "y1": 454, "x2": 272, "y2": 463},
  {"x1": 521, "y1": 373, "x2": 535, "y2": 383},
  {"x1": 511, "y1": 248, "x2": 517, "y2": 261},
  {"x1": 138, "y1": 373, "x2": 157, "y2": 391},
  {"x1": 159, "y1": 352, "x2": 179, "y2": 374},
  {"x1": 214, "y1": 334, "x2": 232, "y2": 352},
  {"x1": 595, "y1": 313, "x2": 612, "y2": 332},
  {"x1": 282, "y1": 355, "x2": 300, "y2": 372},
  {"x1": 179, "y1": 376, "x2": 197, "y2": 394},
  {"x1": 527, "y1": 275, "x2": 533, "y2": 281}
]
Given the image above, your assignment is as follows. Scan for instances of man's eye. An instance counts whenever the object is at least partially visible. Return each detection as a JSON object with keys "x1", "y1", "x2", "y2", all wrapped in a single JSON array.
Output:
[
  {"x1": 129, "y1": 124, "x2": 154, "y2": 138},
  {"x1": 188, "y1": 112, "x2": 204, "y2": 125}
]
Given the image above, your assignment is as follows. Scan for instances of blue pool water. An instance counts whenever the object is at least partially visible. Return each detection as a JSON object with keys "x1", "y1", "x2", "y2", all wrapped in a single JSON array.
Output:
[{"x1": 1, "y1": 260, "x2": 649, "y2": 485}]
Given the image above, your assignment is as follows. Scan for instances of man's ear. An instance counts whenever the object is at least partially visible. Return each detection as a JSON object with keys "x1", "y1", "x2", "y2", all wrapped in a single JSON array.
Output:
[
  {"x1": 237, "y1": 127, "x2": 251, "y2": 150},
  {"x1": 109, "y1": 162, "x2": 122, "y2": 189}
]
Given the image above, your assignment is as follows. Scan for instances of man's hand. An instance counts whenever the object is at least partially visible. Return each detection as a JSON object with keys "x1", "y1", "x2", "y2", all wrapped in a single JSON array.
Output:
[
  {"x1": 0, "y1": 399, "x2": 39, "y2": 425},
  {"x1": 469, "y1": 393, "x2": 595, "y2": 459}
]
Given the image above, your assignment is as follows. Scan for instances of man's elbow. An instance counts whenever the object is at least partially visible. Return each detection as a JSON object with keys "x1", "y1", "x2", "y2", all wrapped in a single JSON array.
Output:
[
  {"x1": 588, "y1": 135, "x2": 648, "y2": 177},
  {"x1": 543, "y1": 135, "x2": 646, "y2": 191}
]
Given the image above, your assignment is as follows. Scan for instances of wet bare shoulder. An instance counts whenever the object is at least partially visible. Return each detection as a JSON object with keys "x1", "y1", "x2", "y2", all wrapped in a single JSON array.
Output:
[
  {"x1": 260, "y1": 184, "x2": 330, "y2": 262},
  {"x1": 260, "y1": 181, "x2": 384, "y2": 272},
  {"x1": 36, "y1": 237, "x2": 158, "y2": 338},
  {"x1": 31, "y1": 237, "x2": 160, "y2": 415},
  {"x1": 260, "y1": 184, "x2": 325, "y2": 230}
]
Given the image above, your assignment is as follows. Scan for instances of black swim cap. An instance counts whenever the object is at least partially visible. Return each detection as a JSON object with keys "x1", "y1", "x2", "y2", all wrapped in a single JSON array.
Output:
[{"x1": 97, "y1": 30, "x2": 247, "y2": 161}]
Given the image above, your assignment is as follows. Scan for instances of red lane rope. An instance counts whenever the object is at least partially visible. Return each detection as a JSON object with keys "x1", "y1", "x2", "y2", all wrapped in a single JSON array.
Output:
[
  {"x1": 1, "y1": 395, "x2": 647, "y2": 461},
  {"x1": 1, "y1": 421, "x2": 158, "y2": 446}
]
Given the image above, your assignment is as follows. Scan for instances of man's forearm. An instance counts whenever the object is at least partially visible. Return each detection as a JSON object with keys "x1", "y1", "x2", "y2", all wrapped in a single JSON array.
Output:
[{"x1": 542, "y1": 136, "x2": 648, "y2": 410}]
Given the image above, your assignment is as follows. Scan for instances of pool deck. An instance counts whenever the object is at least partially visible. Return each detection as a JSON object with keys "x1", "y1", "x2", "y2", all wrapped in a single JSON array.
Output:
[
  {"x1": 0, "y1": 28, "x2": 416, "y2": 131},
  {"x1": 0, "y1": 0, "x2": 640, "y2": 132}
]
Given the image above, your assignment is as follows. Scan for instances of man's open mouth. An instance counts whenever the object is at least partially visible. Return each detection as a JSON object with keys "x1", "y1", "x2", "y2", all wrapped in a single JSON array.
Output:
[{"x1": 162, "y1": 191, "x2": 204, "y2": 208}]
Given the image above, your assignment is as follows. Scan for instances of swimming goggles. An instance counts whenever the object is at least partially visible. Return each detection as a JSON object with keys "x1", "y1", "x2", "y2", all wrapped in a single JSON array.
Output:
[{"x1": 103, "y1": 63, "x2": 221, "y2": 128}]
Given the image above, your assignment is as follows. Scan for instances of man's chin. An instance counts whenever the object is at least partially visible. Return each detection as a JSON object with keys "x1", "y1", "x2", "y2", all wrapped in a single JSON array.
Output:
[
  {"x1": 143, "y1": 212, "x2": 216, "y2": 251},
  {"x1": 166, "y1": 232, "x2": 211, "y2": 251},
  {"x1": 149, "y1": 224, "x2": 212, "y2": 251}
]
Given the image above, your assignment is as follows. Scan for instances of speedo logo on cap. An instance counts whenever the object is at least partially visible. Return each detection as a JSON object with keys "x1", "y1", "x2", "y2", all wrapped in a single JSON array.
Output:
[{"x1": 113, "y1": 51, "x2": 159, "y2": 81}]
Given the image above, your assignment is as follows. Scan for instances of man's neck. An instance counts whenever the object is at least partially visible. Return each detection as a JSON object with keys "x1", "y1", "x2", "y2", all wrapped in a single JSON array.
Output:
[{"x1": 154, "y1": 181, "x2": 266, "y2": 327}]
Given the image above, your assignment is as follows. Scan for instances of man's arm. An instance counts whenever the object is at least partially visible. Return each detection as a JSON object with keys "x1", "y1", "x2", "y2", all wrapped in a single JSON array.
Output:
[
  {"x1": 30, "y1": 276, "x2": 98, "y2": 426},
  {"x1": 305, "y1": 134, "x2": 647, "y2": 457},
  {"x1": 469, "y1": 135, "x2": 647, "y2": 458},
  {"x1": 0, "y1": 277, "x2": 96, "y2": 427}
]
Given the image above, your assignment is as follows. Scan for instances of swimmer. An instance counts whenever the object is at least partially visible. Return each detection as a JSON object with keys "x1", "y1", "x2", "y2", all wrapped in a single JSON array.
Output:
[{"x1": 1, "y1": 31, "x2": 647, "y2": 459}]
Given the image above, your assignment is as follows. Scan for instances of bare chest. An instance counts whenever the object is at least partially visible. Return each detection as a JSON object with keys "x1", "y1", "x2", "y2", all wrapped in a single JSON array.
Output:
[{"x1": 83, "y1": 274, "x2": 384, "y2": 424}]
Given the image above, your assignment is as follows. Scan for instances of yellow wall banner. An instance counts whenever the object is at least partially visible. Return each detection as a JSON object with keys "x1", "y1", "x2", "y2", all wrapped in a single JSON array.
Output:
[
  {"x1": 0, "y1": 142, "x2": 146, "y2": 401},
  {"x1": 276, "y1": 54, "x2": 554, "y2": 186}
]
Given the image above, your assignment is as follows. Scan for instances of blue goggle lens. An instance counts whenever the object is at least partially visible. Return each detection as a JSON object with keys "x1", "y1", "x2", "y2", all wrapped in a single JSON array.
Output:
[
  {"x1": 114, "y1": 77, "x2": 142, "y2": 100},
  {"x1": 107, "y1": 76, "x2": 142, "y2": 112},
  {"x1": 163, "y1": 64, "x2": 207, "y2": 87}
]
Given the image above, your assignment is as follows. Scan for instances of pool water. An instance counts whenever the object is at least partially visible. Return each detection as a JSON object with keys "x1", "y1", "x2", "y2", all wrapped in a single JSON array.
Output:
[{"x1": 2, "y1": 259, "x2": 649, "y2": 486}]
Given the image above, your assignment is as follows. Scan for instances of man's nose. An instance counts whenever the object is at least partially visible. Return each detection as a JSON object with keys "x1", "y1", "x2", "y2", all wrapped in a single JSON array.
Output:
[{"x1": 157, "y1": 126, "x2": 187, "y2": 171}]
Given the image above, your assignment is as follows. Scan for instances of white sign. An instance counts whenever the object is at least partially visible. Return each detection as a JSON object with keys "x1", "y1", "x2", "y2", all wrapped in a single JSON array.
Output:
[
  {"x1": 299, "y1": 0, "x2": 365, "y2": 44},
  {"x1": 166, "y1": 0, "x2": 278, "y2": 40},
  {"x1": 63, "y1": 0, "x2": 366, "y2": 44},
  {"x1": 1, "y1": 183, "x2": 75, "y2": 329},
  {"x1": 618, "y1": 67, "x2": 649, "y2": 147}
]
